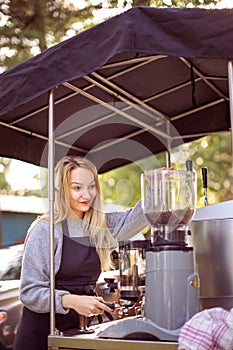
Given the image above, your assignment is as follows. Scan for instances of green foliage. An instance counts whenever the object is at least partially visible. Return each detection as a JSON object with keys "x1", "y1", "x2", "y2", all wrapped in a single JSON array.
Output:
[
  {"x1": 0, "y1": 157, "x2": 12, "y2": 193},
  {"x1": 174, "y1": 133, "x2": 233, "y2": 207},
  {"x1": 100, "y1": 163, "x2": 142, "y2": 208},
  {"x1": 100, "y1": 133, "x2": 233, "y2": 209},
  {"x1": 99, "y1": 152, "x2": 166, "y2": 208},
  {"x1": 0, "y1": 0, "x2": 102, "y2": 70}
]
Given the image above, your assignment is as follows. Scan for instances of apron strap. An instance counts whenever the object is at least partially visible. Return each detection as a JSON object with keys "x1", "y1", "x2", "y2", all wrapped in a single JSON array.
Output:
[{"x1": 61, "y1": 219, "x2": 69, "y2": 237}]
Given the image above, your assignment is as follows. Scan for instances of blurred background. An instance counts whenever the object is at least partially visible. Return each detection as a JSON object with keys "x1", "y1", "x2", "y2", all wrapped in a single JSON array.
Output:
[{"x1": 1, "y1": 0, "x2": 233, "y2": 246}]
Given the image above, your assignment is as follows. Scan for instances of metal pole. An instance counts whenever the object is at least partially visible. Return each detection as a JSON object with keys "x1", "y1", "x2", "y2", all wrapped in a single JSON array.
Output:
[
  {"x1": 48, "y1": 88, "x2": 55, "y2": 335},
  {"x1": 165, "y1": 120, "x2": 171, "y2": 167},
  {"x1": 228, "y1": 61, "x2": 233, "y2": 163}
]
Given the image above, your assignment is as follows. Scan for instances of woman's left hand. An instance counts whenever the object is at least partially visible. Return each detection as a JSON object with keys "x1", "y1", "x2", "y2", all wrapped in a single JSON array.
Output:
[{"x1": 61, "y1": 294, "x2": 114, "y2": 317}]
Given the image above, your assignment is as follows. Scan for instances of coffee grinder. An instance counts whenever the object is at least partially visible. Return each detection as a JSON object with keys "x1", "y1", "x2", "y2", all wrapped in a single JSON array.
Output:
[{"x1": 98, "y1": 166, "x2": 199, "y2": 341}]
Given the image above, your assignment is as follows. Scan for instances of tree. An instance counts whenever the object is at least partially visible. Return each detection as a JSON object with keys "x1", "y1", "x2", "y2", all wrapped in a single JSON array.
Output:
[
  {"x1": 0, "y1": 157, "x2": 12, "y2": 193},
  {"x1": 173, "y1": 133, "x2": 233, "y2": 207},
  {"x1": 99, "y1": 152, "x2": 167, "y2": 208},
  {"x1": 0, "y1": 0, "x2": 115, "y2": 70},
  {"x1": 100, "y1": 132, "x2": 233, "y2": 209}
]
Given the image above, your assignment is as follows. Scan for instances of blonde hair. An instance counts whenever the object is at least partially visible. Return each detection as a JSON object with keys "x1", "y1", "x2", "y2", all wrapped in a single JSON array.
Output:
[{"x1": 44, "y1": 156, "x2": 117, "y2": 271}]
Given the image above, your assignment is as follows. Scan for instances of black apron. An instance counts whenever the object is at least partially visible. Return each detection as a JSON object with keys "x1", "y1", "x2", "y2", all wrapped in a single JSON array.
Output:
[{"x1": 13, "y1": 220, "x2": 101, "y2": 350}]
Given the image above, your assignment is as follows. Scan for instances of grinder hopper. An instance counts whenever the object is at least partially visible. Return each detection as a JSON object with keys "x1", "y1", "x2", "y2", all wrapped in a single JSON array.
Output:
[{"x1": 141, "y1": 169, "x2": 196, "y2": 242}]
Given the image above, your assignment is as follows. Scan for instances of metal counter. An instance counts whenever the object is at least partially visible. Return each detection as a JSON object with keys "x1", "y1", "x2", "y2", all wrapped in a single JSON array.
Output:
[
  {"x1": 190, "y1": 202, "x2": 233, "y2": 311},
  {"x1": 48, "y1": 333, "x2": 178, "y2": 350}
]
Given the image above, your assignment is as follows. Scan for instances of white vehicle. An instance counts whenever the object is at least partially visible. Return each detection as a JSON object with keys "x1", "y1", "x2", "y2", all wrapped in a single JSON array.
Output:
[{"x1": 0, "y1": 244, "x2": 23, "y2": 350}]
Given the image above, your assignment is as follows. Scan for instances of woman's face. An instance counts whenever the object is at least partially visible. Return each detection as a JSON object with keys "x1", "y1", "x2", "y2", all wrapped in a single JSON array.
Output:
[{"x1": 69, "y1": 167, "x2": 97, "y2": 218}]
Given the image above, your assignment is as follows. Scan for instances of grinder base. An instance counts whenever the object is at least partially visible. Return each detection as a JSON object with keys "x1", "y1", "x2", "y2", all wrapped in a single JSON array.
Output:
[{"x1": 97, "y1": 317, "x2": 180, "y2": 341}]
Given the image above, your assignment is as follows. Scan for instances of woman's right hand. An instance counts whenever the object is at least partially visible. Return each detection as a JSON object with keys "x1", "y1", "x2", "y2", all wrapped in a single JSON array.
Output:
[{"x1": 61, "y1": 294, "x2": 114, "y2": 317}]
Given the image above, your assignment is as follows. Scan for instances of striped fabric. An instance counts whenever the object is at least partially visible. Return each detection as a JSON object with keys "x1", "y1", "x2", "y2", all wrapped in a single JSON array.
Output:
[{"x1": 178, "y1": 307, "x2": 233, "y2": 350}]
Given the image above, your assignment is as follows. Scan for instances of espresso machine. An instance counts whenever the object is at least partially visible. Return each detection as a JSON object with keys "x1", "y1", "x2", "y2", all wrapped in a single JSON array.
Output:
[
  {"x1": 118, "y1": 240, "x2": 150, "y2": 315},
  {"x1": 98, "y1": 166, "x2": 199, "y2": 341}
]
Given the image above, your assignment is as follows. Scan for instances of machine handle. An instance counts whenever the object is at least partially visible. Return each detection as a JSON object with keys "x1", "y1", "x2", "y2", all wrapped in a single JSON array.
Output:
[
  {"x1": 201, "y1": 168, "x2": 208, "y2": 206},
  {"x1": 103, "y1": 302, "x2": 117, "y2": 309},
  {"x1": 102, "y1": 302, "x2": 120, "y2": 322},
  {"x1": 201, "y1": 167, "x2": 208, "y2": 189},
  {"x1": 186, "y1": 160, "x2": 193, "y2": 172}
]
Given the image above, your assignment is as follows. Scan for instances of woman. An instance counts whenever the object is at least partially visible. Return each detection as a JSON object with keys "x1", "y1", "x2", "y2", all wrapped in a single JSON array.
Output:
[{"x1": 13, "y1": 156, "x2": 149, "y2": 350}]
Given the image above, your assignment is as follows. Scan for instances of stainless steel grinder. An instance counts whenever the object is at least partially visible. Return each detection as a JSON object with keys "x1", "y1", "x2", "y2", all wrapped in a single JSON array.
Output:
[
  {"x1": 141, "y1": 169, "x2": 199, "y2": 335},
  {"x1": 98, "y1": 168, "x2": 199, "y2": 341}
]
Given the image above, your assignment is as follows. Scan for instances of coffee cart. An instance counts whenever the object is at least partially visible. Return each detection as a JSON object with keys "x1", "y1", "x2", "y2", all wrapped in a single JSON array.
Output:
[{"x1": 1, "y1": 6, "x2": 233, "y2": 350}]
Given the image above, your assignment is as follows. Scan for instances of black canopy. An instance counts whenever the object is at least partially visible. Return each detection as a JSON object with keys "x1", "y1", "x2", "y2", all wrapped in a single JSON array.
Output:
[{"x1": 0, "y1": 6, "x2": 233, "y2": 172}]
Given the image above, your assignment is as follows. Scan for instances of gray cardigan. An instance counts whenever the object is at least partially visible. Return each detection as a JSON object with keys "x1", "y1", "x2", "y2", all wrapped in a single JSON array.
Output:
[{"x1": 20, "y1": 200, "x2": 148, "y2": 314}]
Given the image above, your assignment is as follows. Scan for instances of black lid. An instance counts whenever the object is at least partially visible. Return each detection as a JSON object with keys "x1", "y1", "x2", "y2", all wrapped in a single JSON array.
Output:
[
  {"x1": 119, "y1": 240, "x2": 151, "y2": 249},
  {"x1": 149, "y1": 245, "x2": 193, "y2": 252}
]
